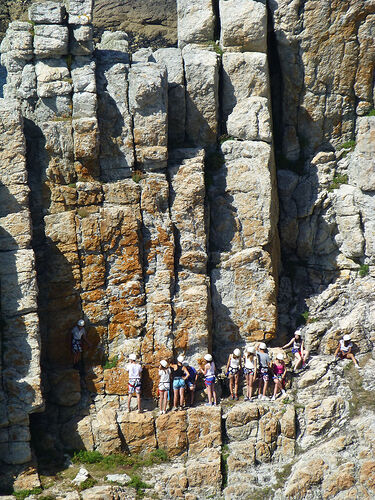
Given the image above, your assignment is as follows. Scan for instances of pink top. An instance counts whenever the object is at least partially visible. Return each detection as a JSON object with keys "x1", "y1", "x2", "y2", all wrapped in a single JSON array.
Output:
[{"x1": 273, "y1": 363, "x2": 285, "y2": 376}]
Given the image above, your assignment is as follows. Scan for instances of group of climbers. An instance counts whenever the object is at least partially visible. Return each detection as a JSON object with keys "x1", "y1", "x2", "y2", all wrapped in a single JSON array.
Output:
[{"x1": 69, "y1": 320, "x2": 360, "y2": 413}]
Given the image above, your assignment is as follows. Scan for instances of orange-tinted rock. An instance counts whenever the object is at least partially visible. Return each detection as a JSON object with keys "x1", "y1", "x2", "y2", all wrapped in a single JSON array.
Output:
[
  {"x1": 117, "y1": 411, "x2": 157, "y2": 454},
  {"x1": 156, "y1": 411, "x2": 187, "y2": 457},
  {"x1": 187, "y1": 406, "x2": 222, "y2": 456},
  {"x1": 103, "y1": 367, "x2": 128, "y2": 395}
]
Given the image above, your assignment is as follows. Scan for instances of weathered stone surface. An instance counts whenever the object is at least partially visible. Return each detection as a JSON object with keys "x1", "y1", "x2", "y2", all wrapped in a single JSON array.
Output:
[
  {"x1": 118, "y1": 411, "x2": 157, "y2": 454},
  {"x1": 284, "y1": 458, "x2": 326, "y2": 498},
  {"x1": 187, "y1": 406, "x2": 221, "y2": 455},
  {"x1": 128, "y1": 62, "x2": 168, "y2": 169},
  {"x1": 34, "y1": 25, "x2": 69, "y2": 58},
  {"x1": 92, "y1": 408, "x2": 122, "y2": 454},
  {"x1": 227, "y1": 96, "x2": 271, "y2": 142},
  {"x1": 70, "y1": 25, "x2": 94, "y2": 56},
  {"x1": 177, "y1": 0, "x2": 214, "y2": 49},
  {"x1": 183, "y1": 46, "x2": 219, "y2": 147},
  {"x1": 156, "y1": 412, "x2": 187, "y2": 457},
  {"x1": 219, "y1": 0, "x2": 267, "y2": 52},
  {"x1": 29, "y1": 2, "x2": 66, "y2": 24},
  {"x1": 67, "y1": 0, "x2": 94, "y2": 25}
]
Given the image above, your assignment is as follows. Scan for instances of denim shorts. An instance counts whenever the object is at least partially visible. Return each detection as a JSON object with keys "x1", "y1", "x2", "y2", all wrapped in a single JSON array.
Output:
[{"x1": 173, "y1": 378, "x2": 185, "y2": 389}]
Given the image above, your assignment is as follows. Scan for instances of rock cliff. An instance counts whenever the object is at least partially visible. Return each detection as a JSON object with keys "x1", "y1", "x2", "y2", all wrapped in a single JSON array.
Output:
[{"x1": 0, "y1": 0, "x2": 374, "y2": 498}]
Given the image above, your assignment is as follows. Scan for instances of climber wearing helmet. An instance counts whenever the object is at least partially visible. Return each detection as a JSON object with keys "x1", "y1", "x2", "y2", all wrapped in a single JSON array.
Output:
[
  {"x1": 256, "y1": 342, "x2": 271, "y2": 400},
  {"x1": 200, "y1": 353, "x2": 217, "y2": 406},
  {"x1": 226, "y1": 348, "x2": 242, "y2": 400},
  {"x1": 243, "y1": 346, "x2": 257, "y2": 401},
  {"x1": 170, "y1": 355, "x2": 189, "y2": 410},
  {"x1": 283, "y1": 329, "x2": 309, "y2": 371},
  {"x1": 334, "y1": 334, "x2": 360, "y2": 368},
  {"x1": 70, "y1": 319, "x2": 91, "y2": 367},
  {"x1": 126, "y1": 353, "x2": 143, "y2": 413},
  {"x1": 158, "y1": 360, "x2": 171, "y2": 414}
]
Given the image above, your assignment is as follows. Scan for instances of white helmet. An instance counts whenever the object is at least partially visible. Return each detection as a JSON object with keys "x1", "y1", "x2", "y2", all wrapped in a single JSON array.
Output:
[
  {"x1": 259, "y1": 342, "x2": 267, "y2": 350},
  {"x1": 343, "y1": 334, "x2": 351, "y2": 341},
  {"x1": 246, "y1": 346, "x2": 255, "y2": 354},
  {"x1": 204, "y1": 354, "x2": 212, "y2": 362},
  {"x1": 160, "y1": 360, "x2": 168, "y2": 368},
  {"x1": 129, "y1": 353, "x2": 137, "y2": 361},
  {"x1": 233, "y1": 348, "x2": 241, "y2": 357},
  {"x1": 78, "y1": 319, "x2": 85, "y2": 326},
  {"x1": 276, "y1": 353, "x2": 284, "y2": 361},
  {"x1": 177, "y1": 355, "x2": 185, "y2": 363},
  {"x1": 295, "y1": 330, "x2": 302, "y2": 337},
  {"x1": 182, "y1": 360, "x2": 189, "y2": 366}
]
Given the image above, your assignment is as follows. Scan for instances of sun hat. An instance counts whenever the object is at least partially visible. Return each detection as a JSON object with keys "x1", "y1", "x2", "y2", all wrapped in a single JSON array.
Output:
[
  {"x1": 343, "y1": 334, "x2": 351, "y2": 341},
  {"x1": 204, "y1": 354, "x2": 213, "y2": 362},
  {"x1": 233, "y1": 348, "x2": 241, "y2": 357},
  {"x1": 276, "y1": 353, "x2": 284, "y2": 361},
  {"x1": 160, "y1": 360, "x2": 168, "y2": 368},
  {"x1": 78, "y1": 319, "x2": 85, "y2": 326},
  {"x1": 259, "y1": 342, "x2": 267, "y2": 350},
  {"x1": 177, "y1": 355, "x2": 185, "y2": 363},
  {"x1": 129, "y1": 353, "x2": 137, "y2": 361}
]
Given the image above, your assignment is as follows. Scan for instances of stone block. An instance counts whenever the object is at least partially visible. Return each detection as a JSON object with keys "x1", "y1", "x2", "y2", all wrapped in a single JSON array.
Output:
[
  {"x1": 96, "y1": 31, "x2": 130, "y2": 64},
  {"x1": 177, "y1": 0, "x2": 215, "y2": 48},
  {"x1": 183, "y1": 47, "x2": 219, "y2": 147},
  {"x1": 71, "y1": 57, "x2": 96, "y2": 93},
  {"x1": 219, "y1": 0, "x2": 267, "y2": 52},
  {"x1": 70, "y1": 25, "x2": 94, "y2": 56},
  {"x1": 156, "y1": 411, "x2": 187, "y2": 457},
  {"x1": 92, "y1": 408, "x2": 122, "y2": 454},
  {"x1": 73, "y1": 118, "x2": 99, "y2": 159},
  {"x1": 73, "y1": 92, "x2": 97, "y2": 118},
  {"x1": 227, "y1": 97, "x2": 271, "y2": 142},
  {"x1": 34, "y1": 25, "x2": 69, "y2": 58},
  {"x1": 0, "y1": 22, "x2": 33, "y2": 60},
  {"x1": 29, "y1": 2, "x2": 66, "y2": 24},
  {"x1": 118, "y1": 411, "x2": 157, "y2": 454},
  {"x1": 187, "y1": 406, "x2": 222, "y2": 455}
]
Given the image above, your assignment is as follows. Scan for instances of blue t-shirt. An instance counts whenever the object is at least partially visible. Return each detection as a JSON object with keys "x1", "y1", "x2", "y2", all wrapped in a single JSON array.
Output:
[{"x1": 186, "y1": 366, "x2": 197, "y2": 383}]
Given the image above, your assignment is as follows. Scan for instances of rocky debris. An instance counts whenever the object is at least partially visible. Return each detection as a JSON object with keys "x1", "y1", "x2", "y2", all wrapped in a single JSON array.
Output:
[
  {"x1": 72, "y1": 466, "x2": 90, "y2": 485},
  {"x1": 105, "y1": 473, "x2": 131, "y2": 485}
]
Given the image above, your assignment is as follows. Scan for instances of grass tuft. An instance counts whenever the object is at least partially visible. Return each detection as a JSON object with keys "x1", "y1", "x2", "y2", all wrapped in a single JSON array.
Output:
[
  {"x1": 132, "y1": 170, "x2": 144, "y2": 183},
  {"x1": 328, "y1": 174, "x2": 348, "y2": 192},
  {"x1": 337, "y1": 140, "x2": 355, "y2": 151},
  {"x1": 102, "y1": 355, "x2": 118, "y2": 371},
  {"x1": 359, "y1": 264, "x2": 369, "y2": 278},
  {"x1": 366, "y1": 109, "x2": 375, "y2": 116},
  {"x1": 13, "y1": 488, "x2": 43, "y2": 500},
  {"x1": 78, "y1": 478, "x2": 97, "y2": 491}
]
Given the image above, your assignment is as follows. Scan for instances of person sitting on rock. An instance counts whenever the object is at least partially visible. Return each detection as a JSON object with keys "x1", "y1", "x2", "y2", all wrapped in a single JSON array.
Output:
[
  {"x1": 170, "y1": 355, "x2": 189, "y2": 410},
  {"x1": 243, "y1": 346, "x2": 257, "y2": 401},
  {"x1": 334, "y1": 334, "x2": 360, "y2": 368},
  {"x1": 70, "y1": 319, "x2": 91, "y2": 368},
  {"x1": 127, "y1": 353, "x2": 142, "y2": 413},
  {"x1": 283, "y1": 330, "x2": 309, "y2": 371},
  {"x1": 158, "y1": 360, "x2": 171, "y2": 414},
  {"x1": 256, "y1": 342, "x2": 272, "y2": 400},
  {"x1": 200, "y1": 354, "x2": 217, "y2": 406},
  {"x1": 183, "y1": 360, "x2": 198, "y2": 407},
  {"x1": 226, "y1": 348, "x2": 242, "y2": 400},
  {"x1": 271, "y1": 353, "x2": 287, "y2": 401}
]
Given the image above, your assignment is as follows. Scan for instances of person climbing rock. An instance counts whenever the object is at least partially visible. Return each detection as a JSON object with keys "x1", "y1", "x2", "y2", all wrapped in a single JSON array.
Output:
[
  {"x1": 183, "y1": 360, "x2": 198, "y2": 407},
  {"x1": 170, "y1": 355, "x2": 188, "y2": 410},
  {"x1": 226, "y1": 348, "x2": 242, "y2": 400},
  {"x1": 127, "y1": 353, "x2": 143, "y2": 413},
  {"x1": 243, "y1": 346, "x2": 257, "y2": 401},
  {"x1": 200, "y1": 354, "x2": 217, "y2": 406},
  {"x1": 271, "y1": 353, "x2": 287, "y2": 401},
  {"x1": 334, "y1": 334, "x2": 360, "y2": 368},
  {"x1": 283, "y1": 330, "x2": 309, "y2": 372},
  {"x1": 70, "y1": 319, "x2": 91, "y2": 368},
  {"x1": 158, "y1": 360, "x2": 171, "y2": 414},
  {"x1": 256, "y1": 342, "x2": 271, "y2": 400}
]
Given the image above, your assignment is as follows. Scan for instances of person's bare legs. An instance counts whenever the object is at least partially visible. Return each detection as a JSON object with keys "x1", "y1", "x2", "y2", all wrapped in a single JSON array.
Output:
[
  {"x1": 246, "y1": 374, "x2": 250, "y2": 398},
  {"x1": 258, "y1": 378, "x2": 263, "y2": 397},
  {"x1": 136, "y1": 392, "x2": 141, "y2": 412},
  {"x1": 262, "y1": 380, "x2": 268, "y2": 397},
  {"x1": 207, "y1": 384, "x2": 212, "y2": 404},
  {"x1": 273, "y1": 379, "x2": 281, "y2": 397},
  {"x1": 127, "y1": 393, "x2": 132, "y2": 411},
  {"x1": 347, "y1": 352, "x2": 359, "y2": 367},
  {"x1": 212, "y1": 384, "x2": 217, "y2": 405},
  {"x1": 229, "y1": 376, "x2": 234, "y2": 397},
  {"x1": 249, "y1": 374, "x2": 255, "y2": 398},
  {"x1": 190, "y1": 387, "x2": 195, "y2": 406},
  {"x1": 294, "y1": 353, "x2": 302, "y2": 370},
  {"x1": 173, "y1": 389, "x2": 178, "y2": 408},
  {"x1": 234, "y1": 373, "x2": 239, "y2": 398},
  {"x1": 179, "y1": 387, "x2": 185, "y2": 407}
]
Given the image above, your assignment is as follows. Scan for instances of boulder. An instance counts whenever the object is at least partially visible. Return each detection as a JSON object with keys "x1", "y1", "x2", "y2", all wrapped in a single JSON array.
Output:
[
  {"x1": 29, "y1": 2, "x2": 66, "y2": 24},
  {"x1": 177, "y1": 0, "x2": 215, "y2": 48},
  {"x1": 34, "y1": 25, "x2": 69, "y2": 58}
]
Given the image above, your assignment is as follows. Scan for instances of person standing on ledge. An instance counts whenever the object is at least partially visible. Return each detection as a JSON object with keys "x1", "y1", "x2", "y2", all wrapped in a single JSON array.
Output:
[
  {"x1": 226, "y1": 348, "x2": 242, "y2": 400},
  {"x1": 127, "y1": 353, "x2": 143, "y2": 413},
  {"x1": 334, "y1": 334, "x2": 360, "y2": 368},
  {"x1": 256, "y1": 342, "x2": 271, "y2": 400},
  {"x1": 200, "y1": 354, "x2": 217, "y2": 406},
  {"x1": 70, "y1": 319, "x2": 91, "y2": 368},
  {"x1": 170, "y1": 355, "x2": 188, "y2": 410}
]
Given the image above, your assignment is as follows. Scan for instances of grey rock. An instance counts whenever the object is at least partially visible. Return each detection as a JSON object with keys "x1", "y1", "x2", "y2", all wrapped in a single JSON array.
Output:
[
  {"x1": 227, "y1": 96, "x2": 271, "y2": 142},
  {"x1": 67, "y1": 0, "x2": 94, "y2": 25},
  {"x1": 70, "y1": 25, "x2": 94, "y2": 56},
  {"x1": 106, "y1": 473, "x2": 131, "y2": 485},
  {"x1": 29, "y1": 2, "x2": 66, "y2": 24},
  {"x1": 96, "y1": 31, "x2": 130, "y2": 64},
  {"x1": 71, "y1": 57, "x2": 96, "y2": 93},
  {"x1": 73, "y1": 91, "x2": 97, "y2": 118},
  {"x1": 34, "y1": 25, "x2": 69, "y2": 58},
  {"x1": 132, "y1": 47, "x2": 154, "y2": 63},
  {"x1": 72, "y1": 467, "x2": 90, "y2": 486},
  {"x1": 177, "y1": 0, "x2": 215, "y2": 48}
]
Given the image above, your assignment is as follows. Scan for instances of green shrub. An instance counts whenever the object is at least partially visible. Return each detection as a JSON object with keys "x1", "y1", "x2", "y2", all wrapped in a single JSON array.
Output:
[
  {"x1": 366, "y1": 109, "x2": 375, "y2": 116},
  {"x1": 359, "y1": 264, "x2": 369, "y2": 277},
  {"x1": 337, "y1": 140, "x2": 355, "y2": 151},
  {"x1": 127, "y1": 475, "x2": 151, "y2": 494},
  {"x1": 132, "y1": 170, "x2": 144, "y2": 183},
  {"x1": 328, "y1": 174, "x2": 348, "y2": 192},
  {"x1": 102, "y1": 355, "x2": 118, "y2": 370},
  {"x1": 206, "y1": 40, "x2": 223, "y2": 56},
  {"x1": 13, "y1": 488, "x2": 43, "y2": 500},
  {"x1": 72, "y1": 450, "x2": 103, "y2": 464},
  {"x1": 78, "y1": 478, "x2": 97, "y2": 491},
  {"x1": 221, "y1": 444, "x2": 230, "y2": 488}
]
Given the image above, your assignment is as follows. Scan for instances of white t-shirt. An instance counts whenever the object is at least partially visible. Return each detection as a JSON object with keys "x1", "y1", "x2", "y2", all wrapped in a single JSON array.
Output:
[
  {"x1": 230, "y1": 356, "x2": 240, "y2": 369},
  {"x1": 206, "y1": 362, "x2": 215, "y2": 377},
  {"x1": 340, "y1": 339, "x2": 352, "y2": 353},
  {"x1": 244, "y1": 356, "x2": 255, "y2": 370},
  {"x1": 72, "y1": 326, "x2": 85, "y2": 341},
  {"x1": 159, "y1": 368, "x2": 171, "y2": 383},
  {"x1": 127, "y1": 363, "x2": 142, "y2": 379}
]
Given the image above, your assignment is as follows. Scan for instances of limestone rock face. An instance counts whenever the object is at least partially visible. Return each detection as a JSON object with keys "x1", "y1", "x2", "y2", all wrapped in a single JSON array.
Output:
[{"x1": 177, "y1": 0, "x2": 214, "y2": 49}]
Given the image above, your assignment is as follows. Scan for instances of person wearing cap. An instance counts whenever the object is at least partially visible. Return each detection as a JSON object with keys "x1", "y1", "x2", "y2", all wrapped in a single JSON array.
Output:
[
  {"x1": 126, "y1": 354, "x2": 143, "y2": 412},
  {"x1": 182, "y1": 360, "x2": 198, "y2": 407},
  {"x1": 256, "y1": 342, "x2": 272, "y2": 400},
  {"x1": 243, "y1": 346, "x2": 257, "y2": 401},
  {"x1": 226, "y1": 348, "x2": 242, "y2": 400},
  {"x1": 271, "y1": 353, "x2": 287, "y2": 401},
  {"x1": 170, "y1": 355, "x2": 189, "y2": 410},
  {"x1": 200, "y1": 354, "x2": 217, "y2": 406},
  {"x1": 334, "y1": 334, "x2": 359, "y2": 368},
  {"x1": 158, "y1": 360, "x2": 171, "y2": 414},
  {"x1": 282, "y1": 330, "x2": 309, "y2": 371},
  {"x1": 70, "y1": 319, "x2": 91, "y2": 366}
]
